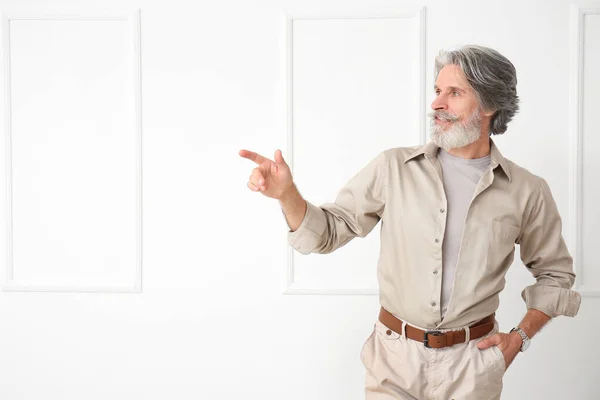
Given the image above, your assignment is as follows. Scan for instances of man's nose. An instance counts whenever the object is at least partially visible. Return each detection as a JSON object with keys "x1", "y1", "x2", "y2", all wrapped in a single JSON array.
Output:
[{"x1": 431, "y1": 95, "x2": 447, "y2": 111}]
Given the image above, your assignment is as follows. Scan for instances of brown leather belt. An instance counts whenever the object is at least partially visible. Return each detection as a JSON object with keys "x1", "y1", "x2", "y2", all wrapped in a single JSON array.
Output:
[{"x1": 378, "y1": 307, "x2": 495, "y2": 349}]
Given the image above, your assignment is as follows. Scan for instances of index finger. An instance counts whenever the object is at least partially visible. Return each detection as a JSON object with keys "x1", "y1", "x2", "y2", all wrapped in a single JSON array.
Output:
[{"x1": 239, "y1": 149, "x2": 268, "y2": 165}]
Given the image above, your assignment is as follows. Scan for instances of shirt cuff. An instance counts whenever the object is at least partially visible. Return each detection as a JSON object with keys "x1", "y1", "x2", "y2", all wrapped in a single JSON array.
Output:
[
  {"x1": 287, "y1": 201, "x2": 328, "y2": 255},
  {"x1": 521, "y1": 284, "x2": 582, "y2": 318}
]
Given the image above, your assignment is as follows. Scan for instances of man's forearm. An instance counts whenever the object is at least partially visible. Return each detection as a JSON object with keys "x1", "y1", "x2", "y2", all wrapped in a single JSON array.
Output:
[
  {"x1": 515, "y1": 308, "x2": 551, "y2": 339},
  {"x1": 279, "y1": 184, "x2": 307, "y2": 232}
]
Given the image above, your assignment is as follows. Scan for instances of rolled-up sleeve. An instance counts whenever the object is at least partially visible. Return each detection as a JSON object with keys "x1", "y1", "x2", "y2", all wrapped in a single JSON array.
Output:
[
  {"x1": 518, "y1": 178, "x2": 581, "y2": 318},
  {"x1": 287, "y1": 150, "x2": 387, "y2": 255}
]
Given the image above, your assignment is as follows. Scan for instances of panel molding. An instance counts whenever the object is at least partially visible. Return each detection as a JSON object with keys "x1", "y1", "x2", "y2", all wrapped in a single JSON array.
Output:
[
  {"x1": 569, "y1": 5, "x2": 600, "y2": 297},
  {"x1": 1, "y1": 9, "x2": 142, "y2": 293},
  {"x1": 278, "y1": 7, "x2": 426, "y2": 295}
]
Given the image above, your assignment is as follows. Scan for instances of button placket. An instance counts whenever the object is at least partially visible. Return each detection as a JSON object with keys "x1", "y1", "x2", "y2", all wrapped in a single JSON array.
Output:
[{"x1": 436, "y1": 202, "x2": 447, "y2": 246}]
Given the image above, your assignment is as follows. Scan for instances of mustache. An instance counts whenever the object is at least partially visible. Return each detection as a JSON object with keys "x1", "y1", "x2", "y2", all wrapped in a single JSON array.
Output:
[{"x1": 428, "y1": 110, "x2": 459, "y2": 122}]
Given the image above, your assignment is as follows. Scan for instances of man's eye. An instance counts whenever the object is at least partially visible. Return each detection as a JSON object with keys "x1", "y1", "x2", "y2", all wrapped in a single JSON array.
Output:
[{"x1": 434, "y1": 90, "x2": 459, "y2": 96}]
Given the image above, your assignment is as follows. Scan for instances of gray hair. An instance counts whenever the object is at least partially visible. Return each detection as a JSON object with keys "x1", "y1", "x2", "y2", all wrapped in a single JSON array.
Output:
[{"x1": 434, "y1": 45, "x2": 520, "y2": 135}]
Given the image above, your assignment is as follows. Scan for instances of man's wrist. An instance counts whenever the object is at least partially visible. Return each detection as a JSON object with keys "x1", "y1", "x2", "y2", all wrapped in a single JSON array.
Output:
[
  {"x1": 510, "y1": 326, "x2": 530, "y2": 352},
  {"x1": 279, "y1": 184, "x2": 299, "y2": 205},
  {"x1": 510, "y1": 330, "x2": 523, "y2": 345}
]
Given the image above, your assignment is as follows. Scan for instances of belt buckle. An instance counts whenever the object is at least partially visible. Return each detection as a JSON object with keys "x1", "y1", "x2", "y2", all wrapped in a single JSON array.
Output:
[{"x1": 423, "y1": 330, "x2": 443, "y2": 348}]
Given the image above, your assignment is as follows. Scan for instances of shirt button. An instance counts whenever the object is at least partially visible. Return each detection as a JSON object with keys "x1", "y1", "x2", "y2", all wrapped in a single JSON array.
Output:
[
  {"x1": 434, "y1": 238, "x2": 439, "y2": 243},
  {"x1": 431, "y1": 301, "x2": 436, "y2": 307},
  {"x1": 440, "y1": 208, "x2": 445, "y2": 213},
  {"x1": 433, "y1": 270, "x2": 438, "y2": 274}
]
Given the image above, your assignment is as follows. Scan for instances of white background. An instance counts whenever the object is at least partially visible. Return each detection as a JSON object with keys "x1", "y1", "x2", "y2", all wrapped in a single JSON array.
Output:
[{"x1": 0, "y1": 0, "x2": 597, "y2": 399}]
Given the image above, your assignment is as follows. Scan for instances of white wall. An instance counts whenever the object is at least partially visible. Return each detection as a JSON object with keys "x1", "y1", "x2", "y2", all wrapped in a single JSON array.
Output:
[{"x1": 0, "y1": 0, "x2": 597, "y2": 399}]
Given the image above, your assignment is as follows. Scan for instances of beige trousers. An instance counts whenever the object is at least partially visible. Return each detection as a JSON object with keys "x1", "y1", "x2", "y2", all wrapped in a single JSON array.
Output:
[{"x1": 360, "y1": 317, "x2": 506, "y2": 400}]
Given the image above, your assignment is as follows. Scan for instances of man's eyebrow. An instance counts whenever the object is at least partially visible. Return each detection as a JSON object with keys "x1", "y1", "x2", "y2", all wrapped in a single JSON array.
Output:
[{"x1": 434, "y1": 85, "x2": 467, "y2": 93}]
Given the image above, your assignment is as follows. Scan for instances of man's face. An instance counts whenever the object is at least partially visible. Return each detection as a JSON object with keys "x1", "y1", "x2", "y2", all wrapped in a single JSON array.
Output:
[{"x1": 429, "y1": 64, "x2": 487, "y2": 151}]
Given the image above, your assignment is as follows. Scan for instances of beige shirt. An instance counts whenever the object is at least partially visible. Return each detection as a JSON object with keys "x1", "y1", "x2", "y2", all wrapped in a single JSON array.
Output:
[{"x1": 287, "y1": 138, "x2": 581, "y2": 329}]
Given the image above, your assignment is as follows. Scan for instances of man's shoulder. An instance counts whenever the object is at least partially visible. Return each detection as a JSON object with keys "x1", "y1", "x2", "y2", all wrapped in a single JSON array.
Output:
[
  {"x1": 379, "y1": 145, "x2": 423, "y2": 163},
  {"x1": 503, "y1": 156, "x2": 547, "y2": 191}
]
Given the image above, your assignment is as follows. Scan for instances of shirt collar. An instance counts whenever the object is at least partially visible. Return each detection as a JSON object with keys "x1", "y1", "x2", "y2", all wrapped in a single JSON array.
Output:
[{"x1": 403, "y1": 137, "x2": 512, "y2": 183}]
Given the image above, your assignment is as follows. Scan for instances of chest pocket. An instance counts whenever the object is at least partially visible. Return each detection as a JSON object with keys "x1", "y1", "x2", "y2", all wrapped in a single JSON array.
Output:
[{"x1": 486, "y1": 219, "x2": 521, "y2": 272}]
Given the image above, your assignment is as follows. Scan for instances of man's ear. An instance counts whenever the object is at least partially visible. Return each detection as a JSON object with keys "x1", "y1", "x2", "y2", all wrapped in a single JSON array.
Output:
[{"x1": 482, "y1": 109, "x2": 496, "y2": 118}]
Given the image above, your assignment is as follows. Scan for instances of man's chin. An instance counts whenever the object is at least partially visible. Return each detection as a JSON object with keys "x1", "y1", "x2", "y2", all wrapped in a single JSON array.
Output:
[{"x1": 430, "y1": 130, "x2": 479, "y2": 151}]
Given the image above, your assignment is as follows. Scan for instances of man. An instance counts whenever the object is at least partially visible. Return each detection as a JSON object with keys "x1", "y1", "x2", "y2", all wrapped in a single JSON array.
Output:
[{"x1": 239, "y1": 45, "x2": 581, "y2": 399}]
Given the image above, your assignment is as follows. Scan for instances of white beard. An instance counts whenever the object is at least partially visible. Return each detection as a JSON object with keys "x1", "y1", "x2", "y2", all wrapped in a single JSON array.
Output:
[{"x1": 429, "y1": 108, "x2": 483, "y2": 151}]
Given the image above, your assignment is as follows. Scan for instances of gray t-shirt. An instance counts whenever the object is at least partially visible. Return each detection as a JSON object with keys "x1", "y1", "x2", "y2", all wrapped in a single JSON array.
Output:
[{"x1": 437, "y1": 147, "x2": 491, "y2": 320}]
